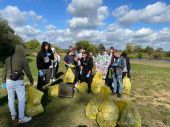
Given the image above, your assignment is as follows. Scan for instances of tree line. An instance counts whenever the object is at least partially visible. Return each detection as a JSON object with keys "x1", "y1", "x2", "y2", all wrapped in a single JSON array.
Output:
[{"x1": 1, "y1": 17, "x2": 170, "y2": 65}]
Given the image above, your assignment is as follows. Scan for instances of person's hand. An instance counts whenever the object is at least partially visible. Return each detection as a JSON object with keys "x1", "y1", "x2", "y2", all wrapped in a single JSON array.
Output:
[
  {"x1": 47, "y1": 53, "x2": 51, "y2": 57},
  {"x1": 1, "y1": 82, "x2": 7, "y2": 89},
  {"x1": 80, "y1": 70, "x2": 82, "y2": 75},
  {"x1": 86, "y1": 73, "x2": 90, "y2": 78},
  {"x1": 70, "y1": 64, "x2": 75, "y2": 68},
  {"x1": 39, "y1": 70, "x2": 44, "y2": 77}
]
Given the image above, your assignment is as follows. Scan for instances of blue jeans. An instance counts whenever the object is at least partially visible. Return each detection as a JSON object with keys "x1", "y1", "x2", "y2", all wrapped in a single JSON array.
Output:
[
  {"x1": 112, "y1": 74, "x2": 122, "y2": 94},
  {"x1": 6, "y1": 79, "x2": 26, "y2": 119}
]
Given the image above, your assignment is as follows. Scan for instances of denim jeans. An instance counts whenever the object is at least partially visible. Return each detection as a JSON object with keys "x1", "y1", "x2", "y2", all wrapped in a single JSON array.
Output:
[
  {"x1": 112, "y1": 74, "x2": 123, "y2": 94},
  {"x1": 6, "y1": 79, "x2": 25, "y2": 119}
]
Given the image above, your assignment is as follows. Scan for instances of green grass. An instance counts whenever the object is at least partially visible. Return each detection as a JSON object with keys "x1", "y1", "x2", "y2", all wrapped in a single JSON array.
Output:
[{"x1": 0, "y1": 55, "x2": 170, "y2": 127}]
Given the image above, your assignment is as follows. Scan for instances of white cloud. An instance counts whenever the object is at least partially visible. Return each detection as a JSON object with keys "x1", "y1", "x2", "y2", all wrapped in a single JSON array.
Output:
[
  {"x1": 112, "y1": 2, "x2": 170, "y2": 25},
  {"x1": 67, "y1": 0, "x2": 108, "y2": 30},
  {"x1": 0, "y1": 5, "x2": 27, "y2": 27},
  {"x1": 0, "y1": 4, "x2": 170, "y2": 51},
  {"x1": 0, "y1": 5, "x2": 44, "y2": 27}
]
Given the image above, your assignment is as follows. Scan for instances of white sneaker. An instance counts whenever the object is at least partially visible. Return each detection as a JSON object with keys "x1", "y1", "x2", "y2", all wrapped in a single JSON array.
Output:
[
  {"x1": 11, "y1": 115, "x2": 16, "y2": 121},
  {"x1": 18, "y1": 116, "x2": 32, "y2": 124}
]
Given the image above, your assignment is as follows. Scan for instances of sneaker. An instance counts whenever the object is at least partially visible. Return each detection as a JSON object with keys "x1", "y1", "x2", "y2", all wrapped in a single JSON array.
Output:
[
  {"x1": 11, "y1": 115, "x2": 16, "y2": 121},
  {"x1": 18, "y1": 117, "x2": 32, "y2": 124},
  {"x1": 117, "y1": 94, "x2": 122, "y2": 98}
]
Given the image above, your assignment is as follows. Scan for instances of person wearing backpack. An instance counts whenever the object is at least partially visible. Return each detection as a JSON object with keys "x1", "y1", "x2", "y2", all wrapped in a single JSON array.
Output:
[
  {"x1": 2, "y1": 45, "x2": 34, "y2": 123},
  {"x1": 36, "y1": 41, "x2": 54, "y2": 91},
  {"x1": 110, "y1": 49, "x2": 125, "y2": 97}
]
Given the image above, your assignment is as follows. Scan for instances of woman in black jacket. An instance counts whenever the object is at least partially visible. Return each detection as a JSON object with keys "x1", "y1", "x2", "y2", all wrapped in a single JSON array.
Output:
[
  {"x1": 80, "y1": 51, "x2": 93, "y2": 93},
  {"x1": 121, "y1": 51, "x2": 131, "y2": 79},
  {"x1": 36, "y1": 41, "x2": 54, "y2": 91}
]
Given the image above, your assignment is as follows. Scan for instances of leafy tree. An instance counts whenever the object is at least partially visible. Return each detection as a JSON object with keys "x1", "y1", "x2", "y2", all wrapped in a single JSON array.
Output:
[
  {"x1": 98, "y1": 43, "x2": 105, "y2": 51},
  {"x1": 25, "y1": 39, "x2": 40, "y2": 53},
  {"x1": 145, "y1": 46, "x2": 154, "y2": 58},
  {"x1": 0, "y1": 17, "x2": 23, "y2": 63},
  {"x1": 75, "y1": 40, "x2": 98, "y2": 55},
  {"x1": 125, "y1": 43, "x2": 133, "y2": 54}
]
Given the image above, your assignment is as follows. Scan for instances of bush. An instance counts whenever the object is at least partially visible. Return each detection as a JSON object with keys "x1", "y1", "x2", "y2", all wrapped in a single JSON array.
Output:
[{"x1": 137, "y1": 53, "x2": 143, "y2": 59}]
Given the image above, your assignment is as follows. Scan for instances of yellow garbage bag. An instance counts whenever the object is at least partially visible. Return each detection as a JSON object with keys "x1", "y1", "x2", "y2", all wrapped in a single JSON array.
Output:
[
  {"x1": 97, "y1": 98, "x2": 119, "y2": 127},
  {"x1": 100, "y1": 85, "x2": 112, "y2": 99},
  {"x1": 118, "y1": 106, "x2": 141, "y2": 127},
  {"x1": 48, "y1": 85, "x2": 59, "y2": 97},
  {"x1": 115, "y1": 100, "x2": 128, "y2": 112},
  {"x1": 85, "y1": 94, "x2": 104, "y2": 120},
  {"x1": 91, "y1": 72, "x2": 104, "y2": 94},
  {"x1": 26, "y1": 85, "x2": 44, "y2": 105},
  {"x1": 123, "y1": 75, "x2": 131, "y2": 96},
  {"x1": 76, "y1": 82, "x2": 88, "y2": 94},
  {"x1": 25, "y1": 104, "x2": 44, "y2": 117},
  {"x1": 63, "y1": 67, "x2": 75, "y2": 83}
]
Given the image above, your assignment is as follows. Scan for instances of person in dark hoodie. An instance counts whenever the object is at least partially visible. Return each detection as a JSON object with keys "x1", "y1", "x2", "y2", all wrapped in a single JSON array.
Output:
[
  {"x1": 36, "y1": 41, "x2": 54, "y2": 91},
  {"x1": 80, "y1": 51, "x2": 93, "y2": 93},
  {"x1": 2, "y1": 45, "x2": 34, "y2": 123},
  {"x1": 121, "y1": 51, "x2": 131, "y2": 79}
]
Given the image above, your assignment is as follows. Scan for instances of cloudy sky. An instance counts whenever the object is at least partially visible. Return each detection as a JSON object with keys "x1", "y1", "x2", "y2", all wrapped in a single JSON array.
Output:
[{"x1": 0, "y1": 0, "x2": 170, "y2": 50}]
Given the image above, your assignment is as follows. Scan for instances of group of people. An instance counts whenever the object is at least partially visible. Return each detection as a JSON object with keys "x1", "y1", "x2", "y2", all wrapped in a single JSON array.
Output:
[
  {"x1": 63, "y1": 46, "x2": 131, "y2": 97},
  {"x1": 1, "y1": 41, "x2": 131, "y2": 124}
]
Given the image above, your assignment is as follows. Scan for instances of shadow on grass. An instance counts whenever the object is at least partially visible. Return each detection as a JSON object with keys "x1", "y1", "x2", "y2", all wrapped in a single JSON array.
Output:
[{"x1": 0, "y1": 95, "x2": 8, "y2": 107}]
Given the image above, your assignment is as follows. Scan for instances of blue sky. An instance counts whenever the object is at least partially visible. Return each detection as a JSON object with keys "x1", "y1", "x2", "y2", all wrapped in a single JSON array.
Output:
[{"x1": 0, "y1": 0, "x2": 170, "y2": 50}]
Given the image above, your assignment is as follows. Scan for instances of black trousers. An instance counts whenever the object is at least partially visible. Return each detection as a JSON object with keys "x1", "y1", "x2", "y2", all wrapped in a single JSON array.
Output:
[
  {"x1": 80, "y1": 72, "x2": 92, "y2": 92},
  {"x1": 37, "y1": 69, "x2": 51, "y2": 91}
]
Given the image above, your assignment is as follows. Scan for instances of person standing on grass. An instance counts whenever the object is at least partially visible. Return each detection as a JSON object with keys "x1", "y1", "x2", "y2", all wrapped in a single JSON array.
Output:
[
  {"x1": 63, "y1": 48, "x2": 78, "y2": 84},
  {"x1": 36, "y1": 41, "x2": 54, "y2": 91},
  {"x1": 75, "y1": 47, "x2": 84, "y2": 82},
  {"x1": 95, "y1": 47, "x2": 110, "y2": 79},
  {"x1": 121, "y1": 51, "x2": 131, "y2": 79},
  {"x1": 50, "y1": 47, "x2": 60, "y2": 82},
  {"x1": 106, "y1": 47, "x2": 114, "y2": 89},
  {"x1": 80, "y1": 51, "x2": 93, "y2": 93},
  {"x1": 2, "y1": 45, "x2": 34, "y2": 123},
  {"x1": 110, "y1": 49, "x2": 125, "y2": 97}
]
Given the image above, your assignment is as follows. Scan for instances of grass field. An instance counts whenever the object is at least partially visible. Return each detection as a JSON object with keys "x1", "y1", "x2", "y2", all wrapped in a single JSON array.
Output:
[{"x1": 0, "y1": 55, "x2": 170, "y2": 127}]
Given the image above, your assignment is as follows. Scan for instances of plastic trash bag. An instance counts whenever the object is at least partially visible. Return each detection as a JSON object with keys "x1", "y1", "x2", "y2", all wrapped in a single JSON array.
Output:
[
  {"x1": 26, "y1": 85, "x2": 44, "y2": 105},
  {"x1": 25, "y1": 85, "x2": 44, "y2": 116},
  {"x1": 123, "y1": 75, "x2": 131, "y2": 96},
  {"x1": 63, "y1": 67, "x2": 75, "y2": 83},
  {"x1": 85, "y1": 94, "x2": 104, "y2": 120},
  {"x1": 25, "y1": 104, "x2": 44, "y2": 116},
  {"x1": 48, "y1": 85, "x2": 59, "y2": 97},
  {"x1": 91, "y1": 72, "x2": 104, "y2": 94},
  {"x1": 97, "y1": 98, "x2": 119, "y2": 127},
  {"x1": 118, "y1": 106, "x2": 141, "y2": 127},
  {"x1": 115, "y1": 99, "x2": 128, "y2": 112},
  {"x1": 100, "y1": 85, "x2": 112, "y2": 99},
  {"x1": 76, "y1": 82, "x2": 88, "y2": 94}
]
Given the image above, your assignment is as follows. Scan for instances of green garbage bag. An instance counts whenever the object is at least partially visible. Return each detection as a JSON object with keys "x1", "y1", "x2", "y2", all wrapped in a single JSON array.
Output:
[
  {"x1": 97, "y1": 98, "x2": 119, "y2": 127},
  {"x1": 85, "y1": 94, "x2": 104, "y2": 120},
  {"x1": 76, "y1": 82, "x2": 88, "y2": 94},
  {"x1": 118, "y1": 106, "x2": 141, "y2": 127}
]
